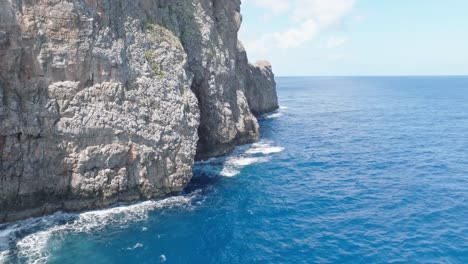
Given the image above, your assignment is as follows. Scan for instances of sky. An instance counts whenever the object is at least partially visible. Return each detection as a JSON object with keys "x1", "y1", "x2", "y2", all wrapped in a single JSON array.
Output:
[{"x1": 239, "y1": 0, "x2": 468, "y2": 76}]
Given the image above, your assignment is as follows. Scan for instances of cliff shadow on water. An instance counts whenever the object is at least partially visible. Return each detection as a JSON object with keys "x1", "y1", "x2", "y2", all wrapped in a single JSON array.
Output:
[{"x1": 0, "y1": 0, "x2": 278, "y2": 223}]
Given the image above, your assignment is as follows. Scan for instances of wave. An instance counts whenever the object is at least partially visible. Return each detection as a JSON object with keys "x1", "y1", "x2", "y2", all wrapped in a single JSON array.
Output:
[
  {"x1": 0, "y1": 191, "x2": 200, "y2": 264},
  {"x1": 263, "y1": 112, "x2": 283, "y2": 119},
  {"x1": 195, "y1": 140, "x2": 284, "y2": 178},
  {"x1": 259, "y1": 105, "x2": 289, "y2": 120},
  {"x1": 246, "y1": 142, "x2": 285, "y2": 155},
  {"x1": 220, "y1": 156, "x2": 271, "y2": 177},
  {"x1": 0, "y1": 250, "x2": 9, "y2": 264}
]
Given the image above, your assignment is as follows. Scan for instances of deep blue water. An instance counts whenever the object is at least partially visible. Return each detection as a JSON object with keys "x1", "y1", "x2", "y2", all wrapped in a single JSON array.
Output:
[{"x1": 1, "y1": 76, "x2": 468, "y2": 263}]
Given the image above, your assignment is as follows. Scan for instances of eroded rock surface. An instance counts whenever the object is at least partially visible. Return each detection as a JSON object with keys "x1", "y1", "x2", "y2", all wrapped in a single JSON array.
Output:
[
  {"x1": 237, "y1": 41, "x2": 278, "y2": 116},
  {"x1": 0, "y1": 0, "x2": 278, "y2": 222},
  {"x1": 246, "y1": 61, "x2": 279, "y2": 116}
]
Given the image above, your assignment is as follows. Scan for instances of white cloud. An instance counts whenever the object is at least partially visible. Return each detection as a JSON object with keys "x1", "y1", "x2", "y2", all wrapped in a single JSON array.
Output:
[
  {"x1": 353, "y1": 14, "x2": 366, "y2": 23},
  {"x1": 323, "y1": 36, "x2": 349, "y2": 49},
  {"x1": 244, "y1": 0, "x2": 291, "y2": 22},
  {"x1": 242, "y1": 0, "x2": 356, "y2": 58},
  {"x1": 245, "y1": 0, "x2": 291, "y2": 16},
  {"x1": 246, "y1": 19, "x2": 320, "y2": 55},
  {"x1": 292, "y1": 0, "x2": 356, "y2": 26}
]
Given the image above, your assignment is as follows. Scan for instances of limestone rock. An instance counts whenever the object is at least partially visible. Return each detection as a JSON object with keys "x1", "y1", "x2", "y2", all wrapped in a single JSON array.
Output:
[
  {"x1": 0, "y1": 31, "x2": 7, "y2": 46},
  {"x1": 0, "y1": 0, "x2": 278, "y2": 223},
  {"x1": 246, "y1": 61, "x2": 279, "y2": 116},
  {"x1": 237, "y1": 41, "x2": 279, "y2": 116}
]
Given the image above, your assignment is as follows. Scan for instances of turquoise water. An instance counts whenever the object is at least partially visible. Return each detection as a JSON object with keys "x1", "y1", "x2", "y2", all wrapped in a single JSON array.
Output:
[{"x1": 1, "y1": 76, "x2": 468, "y2": 263}]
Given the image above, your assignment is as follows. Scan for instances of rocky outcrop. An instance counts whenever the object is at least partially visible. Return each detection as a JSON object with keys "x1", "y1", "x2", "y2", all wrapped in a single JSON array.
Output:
[
  {"x1": 246, "y1": 61, "x2": 279, "y2": 116},
  {"x1": 237, "y1": 42, "x2": 278, "y2": 116},
  {"x1": 0, "y1": 0, "x2": 277, "y2": 223}
]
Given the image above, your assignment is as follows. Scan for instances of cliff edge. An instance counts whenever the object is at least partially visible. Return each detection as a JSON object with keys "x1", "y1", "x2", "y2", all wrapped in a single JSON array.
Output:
[{"x1": 0, "y1": 0, "x2": 278, "y2": 223}]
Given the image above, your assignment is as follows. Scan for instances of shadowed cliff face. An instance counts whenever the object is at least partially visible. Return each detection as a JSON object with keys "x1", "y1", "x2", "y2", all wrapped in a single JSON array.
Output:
[{"x1": 0, "y1": 0, "x2": 278, "y2": 223}]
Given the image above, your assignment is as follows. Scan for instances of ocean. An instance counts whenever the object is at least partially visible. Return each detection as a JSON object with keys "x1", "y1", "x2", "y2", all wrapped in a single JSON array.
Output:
[{"x1": 1, "y1": 76, "x2": 467, "y2": 263}]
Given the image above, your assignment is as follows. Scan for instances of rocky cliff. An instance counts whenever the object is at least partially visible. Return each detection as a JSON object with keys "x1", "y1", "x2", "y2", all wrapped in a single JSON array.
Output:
[{"x1": 0, "y1": 0, "x2": 278, "y2": 223}]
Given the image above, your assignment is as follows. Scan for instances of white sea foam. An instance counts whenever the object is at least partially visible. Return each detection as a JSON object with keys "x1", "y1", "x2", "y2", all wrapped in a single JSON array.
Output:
[
  {"x1": 196, "y1": 140, "x2": 284, "y2": 177},
  {"x1": 246, "y1": 143, "x2": 285, "y2": 155},
  {"x1": 220, "y1": 156, "x2": 271, "y2": 177},
  {"x1": 225, "y1": 156, "x2": 270, "y2": 167},
  {"x1": 219, "y1": 167, "x2": 240, "y2": 177},
  {"x1": 264, "y1": 112, "x2": 283, "y2": 119},
  {"x1": 0, "y1": 226, "x2": 15, "y2": 249},
  {"x1": 127, "y1": 243, "x2": 144, "y2": 250},
  {"x1": 0, "y1": 250, "x2": 10, "y2": 264},
  {"x1": 218, "y1": 141, "x2": 284, "y2": 177},
  {"x1": 259, "y1": 105, "x2": 289, "y2": 120},
  {"x1": 1, "y1": 192, "x2": 199, "y2": 264},
  {"x1": 0, "y1": 223, "x2": 23, "y2": 264}
]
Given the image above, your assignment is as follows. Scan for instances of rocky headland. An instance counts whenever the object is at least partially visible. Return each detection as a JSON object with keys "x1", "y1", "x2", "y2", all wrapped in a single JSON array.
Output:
[{"x1": 0, "y1": 0, "x2": 278, "y2": 223}]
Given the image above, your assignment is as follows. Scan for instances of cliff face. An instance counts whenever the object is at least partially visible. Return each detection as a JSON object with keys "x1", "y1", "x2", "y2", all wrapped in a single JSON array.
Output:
[{"x1": 0, "y1": 0, "x2": 278, "y2": 223}]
